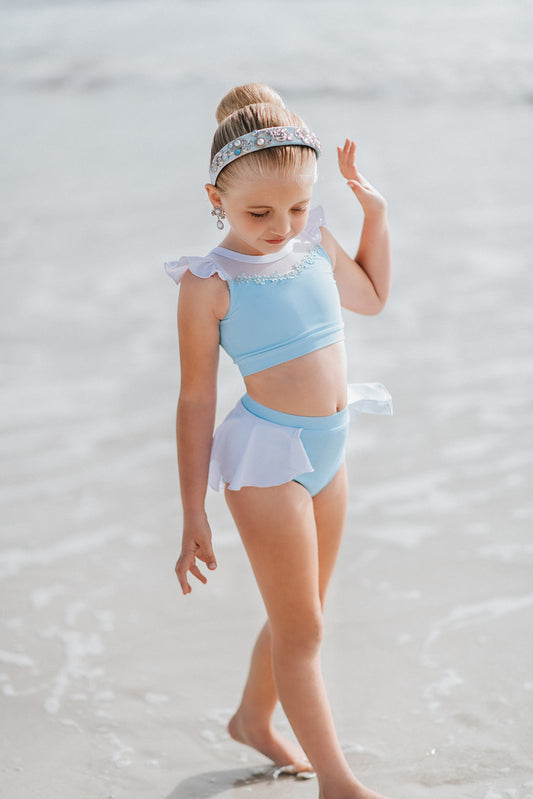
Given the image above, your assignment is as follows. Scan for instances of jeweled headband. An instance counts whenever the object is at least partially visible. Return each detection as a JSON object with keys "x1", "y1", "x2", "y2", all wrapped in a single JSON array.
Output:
[{"x1": 209, "y1": 126, "x2": 321, "y2": 184}]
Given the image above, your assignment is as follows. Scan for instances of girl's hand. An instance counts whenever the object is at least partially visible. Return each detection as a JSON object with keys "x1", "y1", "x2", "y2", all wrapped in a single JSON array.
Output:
[
  {"x1": 337, "y1": 139, "x2": 387, "y2": 216},
  {"x1": 175, "y1": 512, "x2": 217, "y2": 595}
]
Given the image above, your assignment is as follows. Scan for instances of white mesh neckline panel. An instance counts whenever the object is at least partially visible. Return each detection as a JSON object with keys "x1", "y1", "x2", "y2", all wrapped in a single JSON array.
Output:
[
  {"x1": 210, "y1": 234, "x2": 323, "y2": 282},
  {"x1": 222, "y1": 246, "x2": 322, "y2": 284}
]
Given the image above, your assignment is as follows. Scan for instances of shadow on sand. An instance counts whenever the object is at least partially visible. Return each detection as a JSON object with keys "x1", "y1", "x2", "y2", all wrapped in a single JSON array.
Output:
[{"x1": 165, "y1": 765, "x2": 283, "y2": 799}]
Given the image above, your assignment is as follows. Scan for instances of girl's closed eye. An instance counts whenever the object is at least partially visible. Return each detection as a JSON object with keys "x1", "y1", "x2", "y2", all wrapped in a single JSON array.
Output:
[{"x1": 249, "y1": 206, "x2": 308, "y2": 219}]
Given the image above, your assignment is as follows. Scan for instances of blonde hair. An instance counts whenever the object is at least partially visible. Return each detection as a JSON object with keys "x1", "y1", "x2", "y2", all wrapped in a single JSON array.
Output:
[{"x1": 211, "y1": 83, "x2": 317, "y2": 191}]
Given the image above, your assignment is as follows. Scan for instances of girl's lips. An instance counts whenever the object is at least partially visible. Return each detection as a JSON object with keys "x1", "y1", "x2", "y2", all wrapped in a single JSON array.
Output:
[{"x1": 266, "y1": 238, "x2": 286, "y2": 244}]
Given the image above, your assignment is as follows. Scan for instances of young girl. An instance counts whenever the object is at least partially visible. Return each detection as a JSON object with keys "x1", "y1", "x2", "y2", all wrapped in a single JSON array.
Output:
[{"x1": 165, "y1": 83, "x2": 393, "y2": 799}]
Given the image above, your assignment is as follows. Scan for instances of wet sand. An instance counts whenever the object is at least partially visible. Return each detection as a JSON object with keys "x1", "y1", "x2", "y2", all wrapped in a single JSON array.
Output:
[{"x1": 1, "y1": 1, "x2": 533, "y2": 797}]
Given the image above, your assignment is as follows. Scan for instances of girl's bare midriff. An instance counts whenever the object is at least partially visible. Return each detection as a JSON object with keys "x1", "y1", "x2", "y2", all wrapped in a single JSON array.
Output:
[{"x1": 244, "y1": 341, "x2": 347, "y2": 417}]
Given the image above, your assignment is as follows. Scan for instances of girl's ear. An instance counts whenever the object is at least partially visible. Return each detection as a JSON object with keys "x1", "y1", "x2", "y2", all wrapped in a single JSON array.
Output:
[{"x1": 205, "y1": 183, "x2": 223, "y2": 209}]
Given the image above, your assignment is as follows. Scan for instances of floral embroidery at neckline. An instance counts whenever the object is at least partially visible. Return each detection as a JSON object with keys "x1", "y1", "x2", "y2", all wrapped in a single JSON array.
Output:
[{"x1": 228, "y1": 246, "x2": 320, "y2": 285}]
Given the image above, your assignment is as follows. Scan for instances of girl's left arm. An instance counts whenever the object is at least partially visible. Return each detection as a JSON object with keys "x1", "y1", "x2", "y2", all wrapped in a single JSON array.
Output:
[{"x1": 321, "y1": 139, "x2": 391, "y2": 315}]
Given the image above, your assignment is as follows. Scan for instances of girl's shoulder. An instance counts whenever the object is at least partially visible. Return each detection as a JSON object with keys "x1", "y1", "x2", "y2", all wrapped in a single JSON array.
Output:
[{"x1": 167, "y1": 257, "x2": 229, "y2": 322}]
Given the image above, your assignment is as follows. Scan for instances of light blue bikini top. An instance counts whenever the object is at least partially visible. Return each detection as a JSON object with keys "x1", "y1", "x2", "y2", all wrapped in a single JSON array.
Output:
[{"x1": 164, "y1": 207, "x2": 344, "y2": 377}]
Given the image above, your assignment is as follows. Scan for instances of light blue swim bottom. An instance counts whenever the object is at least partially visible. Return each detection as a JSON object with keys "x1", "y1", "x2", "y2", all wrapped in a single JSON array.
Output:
[
  {"x1": 241, "y1": 394, "x2": 350, "y2": 497},
  {"x1": 208, "y1": 386, "x2": 391, "y2": 498}
]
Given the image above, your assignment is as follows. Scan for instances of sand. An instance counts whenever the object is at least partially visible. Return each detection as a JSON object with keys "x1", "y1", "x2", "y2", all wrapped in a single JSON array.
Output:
[{"x1": 1, "y1": 1, "x2": 533, "y2": 797}]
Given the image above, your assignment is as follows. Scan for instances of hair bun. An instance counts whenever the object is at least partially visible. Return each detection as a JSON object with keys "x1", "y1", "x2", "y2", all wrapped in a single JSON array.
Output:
[{"x1": 215, "y1": 83, "x2": 285, "y2": 124}]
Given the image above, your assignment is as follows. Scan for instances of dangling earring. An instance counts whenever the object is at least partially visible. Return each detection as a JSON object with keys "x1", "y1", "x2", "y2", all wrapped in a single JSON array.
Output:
[{"x1": 211, "y1": 206, "x2": 225, "y2": 230}]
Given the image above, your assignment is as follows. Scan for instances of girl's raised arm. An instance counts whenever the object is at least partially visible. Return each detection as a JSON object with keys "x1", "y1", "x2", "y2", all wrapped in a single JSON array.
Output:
[
  {"x1": 174, "y1": 270, "x2": 225, "y2": 594},
  {"x1": 321, "y1": 139, "x2": 392, "y2": 315}
]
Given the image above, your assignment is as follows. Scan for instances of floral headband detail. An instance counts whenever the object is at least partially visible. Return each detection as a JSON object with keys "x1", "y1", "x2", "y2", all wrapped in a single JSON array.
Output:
[{"x1": 209, "y1": 126, "x2": 321, "y2": 184}]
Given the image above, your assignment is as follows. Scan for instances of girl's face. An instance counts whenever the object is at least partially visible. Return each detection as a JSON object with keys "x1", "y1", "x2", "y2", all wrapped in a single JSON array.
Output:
[{"x1": 207, "y1": 169, "x2": 315, "y2": 257}]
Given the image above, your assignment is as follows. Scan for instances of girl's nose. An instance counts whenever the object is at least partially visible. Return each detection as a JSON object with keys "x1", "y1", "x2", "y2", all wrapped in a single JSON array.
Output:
[{"x1": 270, "y1": 215, "x2": 291, "y2": 235}]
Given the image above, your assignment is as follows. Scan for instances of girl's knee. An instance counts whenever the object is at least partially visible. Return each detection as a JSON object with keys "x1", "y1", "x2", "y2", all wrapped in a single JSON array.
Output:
[{"x1": 271, "y1": 610, "x2": 324, "y2": 659}]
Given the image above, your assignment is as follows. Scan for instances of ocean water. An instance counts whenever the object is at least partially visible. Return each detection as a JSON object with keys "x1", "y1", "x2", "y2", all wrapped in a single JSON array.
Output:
[
  {"x1": 1, "y1": 2, "x2": 533, "y2": 798},
  {"x1": 1, "y1": 0, "x2": 532, "y2": 102}
]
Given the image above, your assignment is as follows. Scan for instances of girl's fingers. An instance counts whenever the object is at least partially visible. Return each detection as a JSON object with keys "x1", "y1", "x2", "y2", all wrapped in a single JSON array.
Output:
[
  {"x1": 338, "y1": 139, "x2": 359, "y2": 181},
  {"x1": 175, "y1": 549, "x2": 216, "y2": 594},
  {"x1": 197, "y1": 547, "x2": 217, "y2": 571},
  {"x1": 175, "y1": 565, "x2": 191, "y2": 595},
  {"x1": 343, "y1": 139, "x2": 356, "y2": 158},
  {"x1": 338, "y1": 140, "x2": 354, "y2": 161},
  {"x1": 190, "y1": 563, "x2": 207, "y2": 584},
  {"x1": 176, "y1": 552, "x2": 200, "y2": 593}
]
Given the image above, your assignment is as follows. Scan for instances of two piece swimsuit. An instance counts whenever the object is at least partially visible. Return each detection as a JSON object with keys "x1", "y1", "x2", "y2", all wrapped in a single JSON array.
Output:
[{"x1": 165, "y1": 207, "x2": 392, "y2": 497}]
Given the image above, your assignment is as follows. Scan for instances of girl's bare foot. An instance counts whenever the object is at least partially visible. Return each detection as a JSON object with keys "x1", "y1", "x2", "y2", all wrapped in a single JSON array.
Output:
[
  {"x1": 228, "y1": 711, "x2": 314, "y2": 774},
  {"x1": 319, "y1": 778, "x2": 390, "y2": 799}
]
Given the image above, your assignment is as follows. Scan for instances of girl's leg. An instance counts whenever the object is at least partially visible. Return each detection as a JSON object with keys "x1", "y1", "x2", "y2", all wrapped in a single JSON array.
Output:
[
  {"x1": 227, "y1": 619, "x2": 313, "y2": 770},
  {"x1": 225, "y1": 470, "x2": 387, "y2": 798},
  {"x1": 228, "y1": 465, "x2": 348, "y2": 771}
]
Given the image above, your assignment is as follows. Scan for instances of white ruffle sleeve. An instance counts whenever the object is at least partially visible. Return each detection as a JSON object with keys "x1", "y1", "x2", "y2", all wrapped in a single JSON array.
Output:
[
  {"x1": 164, "y1": 256, "x2": 229, "y2": 285},
  {"x1": 297, "y1": 205, "x2": 325, "y2": 248}
]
